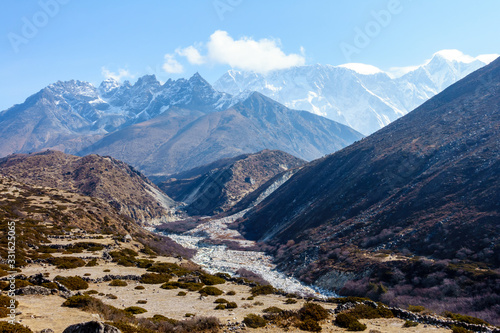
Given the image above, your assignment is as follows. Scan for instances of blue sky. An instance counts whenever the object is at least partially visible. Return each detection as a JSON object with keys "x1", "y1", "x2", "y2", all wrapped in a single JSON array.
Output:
[{"x1": 1, "y1": 0, "x2": 499, "y2": 110}]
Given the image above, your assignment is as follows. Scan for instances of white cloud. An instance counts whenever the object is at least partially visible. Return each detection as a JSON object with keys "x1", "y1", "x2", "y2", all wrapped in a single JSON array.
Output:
[
  {"x1": 101, "y1": 67, "x2": 134, "y2": 82},
  {"x1": 175, "y1": 30, "x2": 305, "y2": 74},
  {"x1": 162, "y1": 54, "x2": 184, "y2": 73},
  {"x1": 176, "y1": 46, "x2": 206, "y2": 65}
]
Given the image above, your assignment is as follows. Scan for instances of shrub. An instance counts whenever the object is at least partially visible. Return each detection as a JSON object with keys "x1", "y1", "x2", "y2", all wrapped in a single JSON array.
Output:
[
  {"x1": 140, "y1": 273, "x2": 169, "y2": 284},
  {"x1": 243, "y1": 313, "x2": 267, "y2": 328},
  {"x1": 215, "y1": 272, "x2": 231, "y2": 280},
  {"x1": 137, "y1": 300, "x2": 147, "y2": 304},
  {"x1": 160, "y1": 283, "x2": 178, "y2": 290},
  {"x1": 3, "y1": 279, "x2": 32, "y2": 290},
  {"x1": 134, "y1": 285, "x2": 145, "y2": 290},
  {"x1": 84, "y1": 290, "x2": 99, "y2": 295},
  {"x1": 177, "y1": 291, "x2": 187, "y2": 296},
  {"x1": 403, "y1": 321, "x2": 418, "y2": 327},
  {"x1": 147, "y1": 262, "x2": 191, "y2": 276},
  {"x1": 199, "y1": 286, "x2": 223, "y2": 296},
  {"x1": 451, "y1": 326, "x2": 473, "y2": 333},
  {"x1": 263, "y1": 306, "x2": 284, "y2": 313},
  {"x1": 226, "y1": 302, "x2": 237, "y2": 309},
  {"x1": 62, "y1": 295, "x2": 94, "y2": 308},
  {"x1": 285, "y1": 298, "x2": 298, "y2": 304},
  {"x1": 41, "y1": 282, "x2": 58, "y2": 289},
  {"x1": 0, "y1": 322, "x2": 33, "y2": 333},
  {"x1": 106, "y1": 294, "x2": 118, "y2": 299},
  {"x1": 86, "y1": 259, "x2": 98, "y2": 267},
  {"x1": 226, "y1": 290, "x2": 236, "y2": 295},
  {"x1": 444, "y1": 311, "x2": 489, "y2": 325},
  {"x1": 124, "y1": 306, "x2": 147, "y2": 315},
  {"x1": 299, "y1": 303, "x2": 329, "y2": 321},
  {"x1": 0, "y1": 294, "x2": 19, "y2": 317},
  {"x1": 214, "y1": 298, "x2": 228, "y2": 303},
  {"x1": 335, "y1": 313, "x2": 366, "y2": 331},
  {"x1": 200, "y1": 273, "x2": 226, "y2": 285},
  {"x1": 55, "y1": 275, "x2": 88, "y2": 290},
  {"x1": 215, "y1": 304, "x2": 226, "y2": 310},
  {"x1": 297, "y1": 318, "x2": 322, "y2": 332},
  {"x1": 250, "y1": 284, "x2": 276, "y2": 296},
  {"x1": 185, "y1": 313, "x2": 195, "y2": 317},
  {"x1": 103, "y1": 269, "x2": 111, "y2": 272},
  {"x1": 49, "y1": 256, "x2": 85, "y2": 269},
  {"x1": 109, "y1": 280, "x2": 128, "y2": 287},
  {"x1": 150, "y1": 314, "x2": 179, "y2": 325},
  {"x1": 348, "y1": 304, "x2": 393, "y2": 319},
  {"x1": 408, "y1": 305, "x2": 426, "y2": 313}
]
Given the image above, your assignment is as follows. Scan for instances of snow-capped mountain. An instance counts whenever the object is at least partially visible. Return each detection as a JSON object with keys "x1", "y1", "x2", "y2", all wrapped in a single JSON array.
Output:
[
  {"x1": 0, "y1": 73, "x2": 235, "y2": 156},
  {"x1": 214, "y1": 50, "x2": 499, "y2": 135}
]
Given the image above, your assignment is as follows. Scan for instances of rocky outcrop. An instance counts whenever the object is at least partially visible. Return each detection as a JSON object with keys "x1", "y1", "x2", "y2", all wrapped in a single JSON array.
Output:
[{"x1": 62, "y1": 321, "x2": 121, "y2": 333}]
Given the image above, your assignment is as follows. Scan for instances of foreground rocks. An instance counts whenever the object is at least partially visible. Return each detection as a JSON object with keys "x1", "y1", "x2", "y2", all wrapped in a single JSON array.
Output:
[{"x1": 62, "y1": 321, "x2": 121, "y2": 333}]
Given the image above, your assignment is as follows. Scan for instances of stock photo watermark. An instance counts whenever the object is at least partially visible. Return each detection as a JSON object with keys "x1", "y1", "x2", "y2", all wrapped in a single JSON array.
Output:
[
  {"x1": 213, "y1": 0, "x2": 243, "y2": 21},
  {"x1": 339, "y1": 0, "x2": 405, "y2": 62},
  {"x1": 5, "y1": 220, "x2": 17, "y2": 324},
  {"x1": 7, "y1": 0, "x2": 71, "y2": 54}
]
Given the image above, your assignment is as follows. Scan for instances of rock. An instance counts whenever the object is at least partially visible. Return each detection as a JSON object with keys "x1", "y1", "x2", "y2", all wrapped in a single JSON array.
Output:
[
  {"x1": 40, "y1": 329, "x2": 55, "y2": 333},
  {"x1": 62, "y1": 321, "x2": 121, "y2": 333},
  {"x1": 15, "y1": 286, "x2": 52, "y2": 296}
]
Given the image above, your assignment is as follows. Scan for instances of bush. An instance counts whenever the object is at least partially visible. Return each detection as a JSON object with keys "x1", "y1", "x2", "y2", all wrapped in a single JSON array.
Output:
[
  {"x1": 124, "y1": 306, "x2": 147, "y2": 315},
  {"x1": 147, "y1": 262, "x2": 191, "y2": 276},
  {"x1": 199, "y1": 286, "x2": 223, "y2": 296},
  {"x1": 403, "y1": 321, "x2": 418, "y2": 327},
  {"x1": 55, "y1": 275, "x2": 88, "y2": 290},
  {"x1": 226, "y1": 290, "x2": 236, "y2": 295},
  {"x1": 408, "y1": 305, "x2": 426, "y2": 313},
  {"x1": 137, "y1": 300, "x2": 147, "y2": 304},
  {"x1": 177, "y1": 291, "x2": 187, "y2": 296},
  {"x1": 84, "y1": 290, "x2": 99, "y2": 295},
  {"x1": 451, "y1": 326, "x2": 473, "y2": 333},
  {"x1": 243, "y1": 314, "x2": 267, "y2": 328},
  {"x1": 0, "y1": 322, "x2": 33, "y2": 333},
  {"x1": 62, "y1": 295, "x2": 95, "y2": 308},
  {"x1": 250, "y1": 284, "x2": 276, "y2": 296},
  {"x1": 299, "y1": 303, "x2": 329, "y2": 321},
  {"x1": 3, "y1": 279, "x2": 32, "y2": 290},
  {"x1": 140, "y1": 273, "x2": 169, "y2": 284},
  {"x1": 200, "y1": 273, "x2": 226, "y2": 285},
  {"x1": 444, "y1": 311, "x2": 489, "y2": 326},
  {"x1": 226, "y1": 302, "x2": 238, "y2": 309},
  {"x1": 214, "y1": 298, "x2": 228, "y2": 303},
  {"x1": 348, "y1": 304, "x2": 393, "y2": 319},
  {"x1": 215, "y1": 304, "x2": 226, "y2": 310},
  {"x1": 263, "y1": 306, "x2": 284, "y2": 313},
  {"x1": 0, "y1": 294, "x2": 19, "y2": 318},
  {"x1": 109, "y1": 280, "x2": 128, "y2": 287},
  {"x1": 107, "y1": 294, "x2": 118, "y2": 299},
  {"x1": 285, "y1": 298, "x2": 298, "y2": 304},
  {"x1": 335, "y1": 313, "x2": 366, "y2": 331},
  {"x1": 150, "y1": 314, "x2": 179, "y2": 325},
  {"x1": 41, "y1": 282, "x2": 58, "y2": 289},
  {"x1": 134, "y1": 285, "x2": 145, "y2": 290},
  {"x1": 298, "y1": 318, "x2": 322, "y2": 332},
  {"x1": 49, "y1": 256, "x2": 86, "y2": 269},
  {"x1": 86, "y1": 259, "x2": 99, "y2": 267}
]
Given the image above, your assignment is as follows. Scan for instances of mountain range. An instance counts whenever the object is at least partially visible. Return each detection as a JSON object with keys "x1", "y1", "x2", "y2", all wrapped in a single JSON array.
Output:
[
  {"x1": 0, "y1": 74, "x2": 362, "y2": 175},
  {"x1": 214, "y1": 49, "x2": 499, "y2": 135}
]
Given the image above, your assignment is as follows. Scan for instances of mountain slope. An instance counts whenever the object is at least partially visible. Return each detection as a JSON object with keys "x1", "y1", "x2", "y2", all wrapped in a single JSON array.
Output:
[
  {"x1": 237, "y1": 57, "x2": 500, "y2": 323},
  {"x1": 214, "y1": 50, "x2": 498, "y2": 135},
  {"x1": 240, "y1": 57, "x2": 500, "y2": 267},
  {"x1": 0, "y1": 150, "x2": 177, "y2": 224},
  {"x1": 82, "y1": 92, "x2": 363, "y2": 175},
  {"x1": 154, "y1": 149, "x2": 305, "y2": 216}
]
